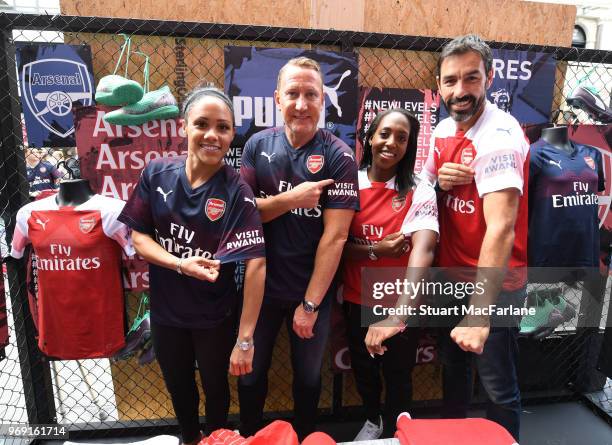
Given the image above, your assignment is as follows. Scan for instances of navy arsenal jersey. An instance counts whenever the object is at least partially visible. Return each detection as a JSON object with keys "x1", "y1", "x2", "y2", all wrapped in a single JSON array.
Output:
[
  {"x1": 241, "y1": 128, "x2": 359, "y2": 301},
  {"x1": 528, "y1": 140, "x2": 605, "y2": 268},
  {"x1": 27, "y1": 161, "x2": 61, "y2": 193},
  {"x1": 119, "y1": 157, "x2": 265, "y2": 329}
]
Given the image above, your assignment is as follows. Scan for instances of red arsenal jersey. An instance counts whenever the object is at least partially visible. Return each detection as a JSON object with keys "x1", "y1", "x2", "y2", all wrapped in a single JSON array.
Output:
[
  {"x1": 421, "y1": 101, "x2": 528, "y2": 289},
  {"x1": 342, "y1": 169, "x2": 439, "y2": 305},
  {"x1": 11, "y1": 194, "x2": 134, "y2": 359}
]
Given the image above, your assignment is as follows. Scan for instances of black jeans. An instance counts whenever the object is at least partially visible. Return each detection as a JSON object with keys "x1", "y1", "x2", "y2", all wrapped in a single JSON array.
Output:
[
  {"x1": 151, "y1": 316, "x2": 235, "y2": 443},
  {"x1": 344, "y1": 302, "x2": 419, "y2": 438},
  {"x1": 238, "y1": 296, "x2": 332, "y2": 439},
  {"x1": 437, "y1": 287, "x2": 526, "y2": 441}
]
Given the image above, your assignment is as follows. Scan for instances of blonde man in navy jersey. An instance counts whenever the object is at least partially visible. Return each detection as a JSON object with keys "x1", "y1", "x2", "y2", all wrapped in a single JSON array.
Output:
[{"x1": 239, "y1": 57, "x2": 359, "y2": 439}]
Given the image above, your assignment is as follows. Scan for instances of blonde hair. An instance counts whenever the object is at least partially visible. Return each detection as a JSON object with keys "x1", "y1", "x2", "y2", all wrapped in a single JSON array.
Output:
[{"x1": 276, "y1": 57, "x2": 323, "y2": 91}]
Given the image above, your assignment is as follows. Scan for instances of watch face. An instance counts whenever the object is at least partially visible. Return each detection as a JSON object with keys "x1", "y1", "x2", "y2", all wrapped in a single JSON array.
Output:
[
  {"x1": 239, "y1": 341, "x2": 251, "y2": 351},
  {"x1": 303, "y1": 302, "x2": 315, "y2": 313}
]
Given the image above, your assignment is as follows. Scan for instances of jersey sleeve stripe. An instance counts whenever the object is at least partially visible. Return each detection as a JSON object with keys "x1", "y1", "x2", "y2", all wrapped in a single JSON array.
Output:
[
  {"x1": 474, "y1": 149, "x2": 525, "y2": 197},
  {"x1": 402, "y1": 219, "x2": 440, "y2": 237},
  {"x1": 323, "y1": 201, "x2": 360, "y2": 210},
  {"x1": 216, "y1": 249, "x2": 266, "y2": 265},
  {"x1": 477, "y1": 176, "x2": 524, "y2": 197},
  {"x1": 401, "y1": 198, "x2": 439, "y2": 235},
  {"x1": 10, "y1": 228, "x2": 28, "y2": 259}
]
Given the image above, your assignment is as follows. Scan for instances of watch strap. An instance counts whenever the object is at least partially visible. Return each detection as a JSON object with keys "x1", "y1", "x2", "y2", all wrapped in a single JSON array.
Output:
[
  {"x1": 236, "y1": 338, "x2": 254, "y2": 350},
  {"x1": 302, "y1": 299, "x2": 320, "y2": 312}
]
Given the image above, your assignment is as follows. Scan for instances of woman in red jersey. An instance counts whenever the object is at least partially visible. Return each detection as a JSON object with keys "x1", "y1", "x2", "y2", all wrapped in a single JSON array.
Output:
[{"x1": 341, "y1": 108, "x2": 438, "y2": 440}]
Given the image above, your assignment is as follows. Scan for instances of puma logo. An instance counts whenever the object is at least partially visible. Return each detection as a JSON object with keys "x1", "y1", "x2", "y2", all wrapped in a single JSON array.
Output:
[
  {"x1": 323, "y1": 70, "x2": 351, "y2": 117},
  {"x1": 261, "y1": 152, "x2": 276, "y2": 163},
  {"x1": 35, "y1": 217, "x2": 49, "y2": 230},
  {"x1": 156, "y1": 186, "x2": 173, "y2": 202},
  {"x1": 244, "y1": 197, "x2": 257, "y2": 207},
  {"x1": 548, "y1": 159, "x2": 562, "y2": 170},
  {"x1": 496, "y1": 127, "x2": 512, "y2": 135},
  {"x1": 343, "y1": 152, "x2": 355, "y2": 161}
]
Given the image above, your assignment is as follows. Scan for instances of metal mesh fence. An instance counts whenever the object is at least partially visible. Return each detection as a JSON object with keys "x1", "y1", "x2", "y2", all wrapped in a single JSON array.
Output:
[{"x1": 0, "y1": 12, "x2": 611, "y2": 442}]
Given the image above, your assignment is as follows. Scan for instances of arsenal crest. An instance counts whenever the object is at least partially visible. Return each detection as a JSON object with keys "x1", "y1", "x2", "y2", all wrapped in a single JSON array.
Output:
[
  {"x1": 391, "y1": 196, "x2": 406, "y2": 212},
  {"x1": 584, "y1": 156, "x2": 596, "y2": 170},
  {"x1": 79, "y1": 216, "x2": 96, "y2": 233},
  {"x1": 206, "y1": 198, "x2": 226, "y2": 221},
  {"x1": 21, "y1": 57, "x2": 94, "y2": 140},
  {"x1": 307, "y1": 155, "x2": 324, "y2": 174},
  {"x1": 460, "y1": 147, "x2": 474, "y2": 166}
]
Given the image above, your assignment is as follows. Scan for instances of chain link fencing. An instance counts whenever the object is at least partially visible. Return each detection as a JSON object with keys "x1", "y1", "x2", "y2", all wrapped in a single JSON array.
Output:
[{"x1": 0, "y1": 12, "x2": 611, "y2": 442}]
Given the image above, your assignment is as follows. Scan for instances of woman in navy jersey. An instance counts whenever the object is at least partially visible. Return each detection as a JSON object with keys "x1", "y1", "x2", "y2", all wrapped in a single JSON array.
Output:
[
  {"x1": 119, "y1": 87, "x2": 265, "y2": 445},
  {"x1": 341, "y1": 108, "x2": 438, "y2": 440}
]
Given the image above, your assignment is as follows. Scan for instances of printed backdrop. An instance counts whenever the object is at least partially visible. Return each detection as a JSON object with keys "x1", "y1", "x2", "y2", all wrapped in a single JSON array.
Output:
[
  {"x1": 75, "y1": 105, "x2": 185, "y2": 291},
  {"x1": 440, "y1": 49, "x2": 557, "y2": 125},
  {"x1": 356, "y1": 88, "x2": 441, "y2": 173},
  {"x1": 224, "y1": 46, "x2": 359, "y2": 167}
]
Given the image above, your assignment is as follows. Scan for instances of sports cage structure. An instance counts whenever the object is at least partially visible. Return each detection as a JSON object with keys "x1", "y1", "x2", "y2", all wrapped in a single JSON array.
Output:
[{"x1": 0, "y1": 12, "x2": 611, "y2": 444}]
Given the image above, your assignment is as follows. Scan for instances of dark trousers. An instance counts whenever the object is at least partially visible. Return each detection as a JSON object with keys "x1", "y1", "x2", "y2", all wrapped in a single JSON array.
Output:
[
  {"x1": 151, "y1": 316, "x2": 235, "y2": 443},
  {"x1": 438, "y1": 287, "x2": 525, "y2": 441},
  {"x1": 238, "y1": 296, "x2": 332, "y2": 439},
  {"x1": 344, "y1": 302, "x2": 419, "y2": 438}
]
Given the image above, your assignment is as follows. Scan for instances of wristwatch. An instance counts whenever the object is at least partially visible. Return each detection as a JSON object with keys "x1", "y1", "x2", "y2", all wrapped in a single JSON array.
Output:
[
  {"x1": 368, "y1": 244, "x2": 379, "y2": 261},
  {"x1": 302, "y1": 299, "x2": 320, "y2": 313},
  {"x1": 235, "y1": 338, "x2": 254, "y2": 351}
]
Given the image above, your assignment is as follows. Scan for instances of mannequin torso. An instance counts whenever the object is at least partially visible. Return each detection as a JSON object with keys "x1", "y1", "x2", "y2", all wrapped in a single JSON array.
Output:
[
  {"x1": 540, "y1": 126, "x2": 573, "y2": 154},
  {"x1": 56, "y1": 179, "x2": 95, "y2": 207}
]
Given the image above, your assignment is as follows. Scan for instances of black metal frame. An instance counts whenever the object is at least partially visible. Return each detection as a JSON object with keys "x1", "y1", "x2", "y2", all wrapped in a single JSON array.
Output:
[
  {"x1": 0, "y1": 12, "x2": 611, "y2": 442},
  {"x1": 0, "y1": 26, "x2": 56, "y2": 429},
  {"x1": 0, "y1": 13, "x2": 611, "y2": 62}
]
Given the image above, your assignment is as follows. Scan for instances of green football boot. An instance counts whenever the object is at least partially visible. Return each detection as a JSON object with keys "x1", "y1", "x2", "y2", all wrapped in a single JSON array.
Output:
[
  {"x1": 95, "y1": 74, "x2": 144, "y2": 106},
  {"x1": 103, "y1": 85, "x2": 179, "y2": 126},
  {"x1": 520, "y1": 297, "x2": 564, "y2": 337}
]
